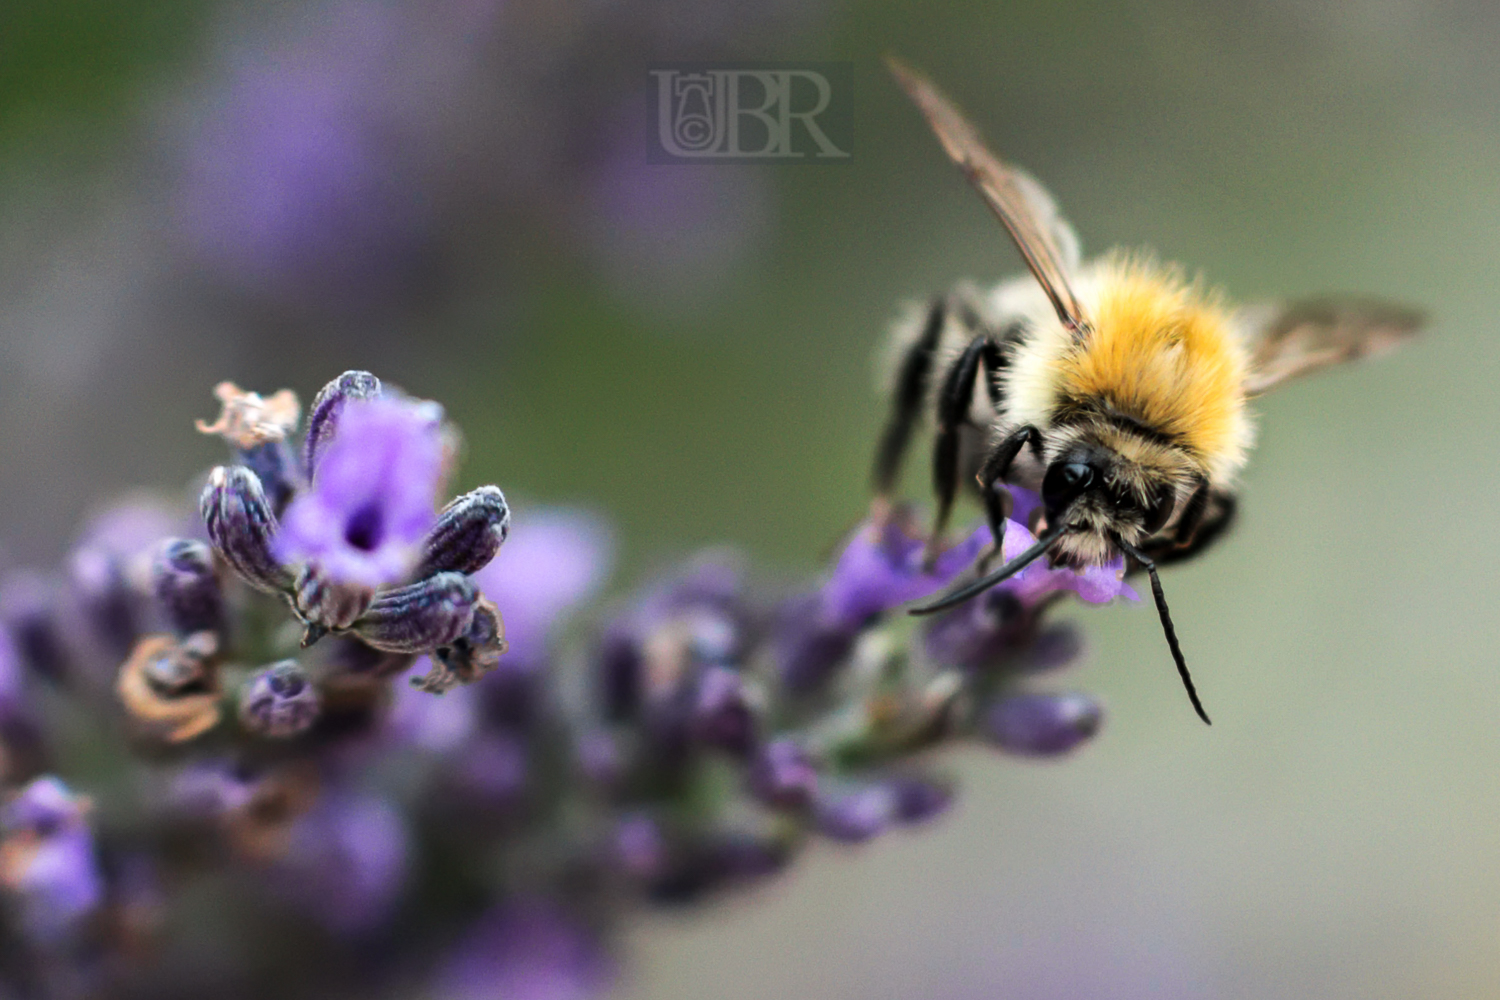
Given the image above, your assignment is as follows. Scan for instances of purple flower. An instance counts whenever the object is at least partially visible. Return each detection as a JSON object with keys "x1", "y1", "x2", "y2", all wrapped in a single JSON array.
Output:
[
  {"x1": 982, "y1": 692, "x2": 1103, "y2": 757},
  {"x1": 275, "y1": 398, "x2": 445, "y2": 587},
  {"x1": 814, "y1": 784, "x2": 898, "y2": 844},
  {"x1": 68, "y1": 495, "x2": 185, "y2": 656},
  {"x1": 888, "y1": 774, "x2": 955, "y2": 825},
  {"x1": 435, "y1": 900, "x2": 611, "y2": 1000},
  {"x1": 0, "y1": 777, "x2": 103, "y2": 945},
  {"x1": 471, "y1": 507, "x2": 613, "y2": 674},
  {"x1": 985, "y1": 504, "x2": 1138, "y2": 607},
  {"x1": 821, "y1": 517, "x2": 988, "y2": 628},
  {"x1": 612, "y1": 814, "x2": 667, "y2": 880},
  {"x1": 173, "y1": 1, "x2": 430, "y2": 306},
  {"x1": 276, "y1": 790, "x2": 409, "y2": 936},
  {"x1": 447, "y1": 732, "x2": 528, "y2": 807},
  {"x1": 384, "y1": 672, "x2": 478, "y2": 752},
  {"x1": 691, "y1": 665, "x2": 756, "y2": 755},
  {"x1": 775, "y1": 515, "x2": 986, "y2": 692},
  {"x1": 0, "y1": 571, "x2": 69, "y2": 680},
  {"x1": 748, "y1": 738, "x2": 819, "y2": 809}
]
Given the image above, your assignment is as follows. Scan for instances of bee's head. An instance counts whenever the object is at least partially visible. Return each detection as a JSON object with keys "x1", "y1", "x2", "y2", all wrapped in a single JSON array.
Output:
[{"x1": 1041, "y1": 445, "x2": 1179, "y2": 567}]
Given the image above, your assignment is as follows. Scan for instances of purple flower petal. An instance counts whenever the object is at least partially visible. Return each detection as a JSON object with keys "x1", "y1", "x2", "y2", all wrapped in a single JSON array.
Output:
[
  {"x1": 983, "y1": 692, "x2": 1103, "y2": 757},
  {"x1": 275, "y1": 398, "x2": 445, "y2": 587},
  {"x1": 820, "y1": 518, "x2": 987, "y2": 628},
  {"x1": 814, "y1": 784, "x2": 898, "y2": 844}
]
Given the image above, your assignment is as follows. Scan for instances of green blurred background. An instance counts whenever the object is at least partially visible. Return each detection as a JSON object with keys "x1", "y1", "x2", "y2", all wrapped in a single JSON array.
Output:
[{"x1": 1, "y1": 0, "x2": 1495, "y2": 997}]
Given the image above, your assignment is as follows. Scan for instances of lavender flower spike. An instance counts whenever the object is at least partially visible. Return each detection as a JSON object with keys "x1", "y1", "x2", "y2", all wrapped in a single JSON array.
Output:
[{"x1": 276, "y1": 397, "x2": 444, "y2": 588}]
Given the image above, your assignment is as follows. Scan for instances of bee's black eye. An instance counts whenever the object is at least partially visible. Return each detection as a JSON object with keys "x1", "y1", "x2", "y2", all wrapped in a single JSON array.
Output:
[
  {"x1": 1042, "y1": 461, "x2": 1095, "y2": 509},
  {"x1": 1143, "y1": 483, "x2": 1175, "y2": 535}
]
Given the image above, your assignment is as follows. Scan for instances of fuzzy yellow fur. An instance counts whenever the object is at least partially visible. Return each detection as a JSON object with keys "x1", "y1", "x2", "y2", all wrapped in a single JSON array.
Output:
[{"x1": 1004, "y1": 256, "x2": 1253, "y2": 484}]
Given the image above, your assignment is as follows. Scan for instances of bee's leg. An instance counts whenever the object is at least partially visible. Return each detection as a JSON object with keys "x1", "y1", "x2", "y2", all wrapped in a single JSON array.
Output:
[
  {"x1": 974, "y1": 424, "x2": 1041, "y2": 570},
  {"x1": 926, "y1": 332, "x2": 1014, "y2": 564},
  {"x1": 871, "y1": 296, "x2": 948, "y2": 520},
  {"x1": 1142, "y1": 483, "x2": 1238, "y2": 567},
  {"x1": 926, "y1": 335, "x2": 989, "y2": 562}
]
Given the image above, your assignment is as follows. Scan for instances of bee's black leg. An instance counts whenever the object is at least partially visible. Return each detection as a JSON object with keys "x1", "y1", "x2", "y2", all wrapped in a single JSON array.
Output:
[
  {"x1": 872, "y1": 297, "x2": 947, "y2": 503},
  {"x1": 927, "y1": 333, "x2": 994, "y2": 562},
  {"x1": 974, "y1": 424, "x2": 1041, "y2": 569},
  {"x1": 1140, "y1": 480, "x2": 1238, "y2": 567}
]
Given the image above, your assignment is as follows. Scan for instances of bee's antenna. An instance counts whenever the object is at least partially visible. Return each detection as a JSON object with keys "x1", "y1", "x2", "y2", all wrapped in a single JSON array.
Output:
[
  {"x1": 908, "y1": 522, "x2": 1067, "y2": 616},
  {"x1": 1114, "y1": 537, "x2": 1212, "y2": 726}
]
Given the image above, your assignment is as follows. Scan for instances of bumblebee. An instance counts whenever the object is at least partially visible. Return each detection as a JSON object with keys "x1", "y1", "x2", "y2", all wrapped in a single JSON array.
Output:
[{"x1": 876, "y1": 58, "x2": 1423, "y2": 723}]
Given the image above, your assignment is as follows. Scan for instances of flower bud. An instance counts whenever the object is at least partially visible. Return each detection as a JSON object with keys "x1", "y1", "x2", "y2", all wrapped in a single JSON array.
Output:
[
  {"x1": 201, "y1": 466, "x2": 294, "y2": 594},
  {"x1": 239, "y1": 438, "x2": 304, "y2": 516},
  {"x1": 292, "y1": 563, "x2": 374, "y2": 641},
  {"x1": 116, "y1": 633, "x2": 221, "y2": 743},
  {"x1": 0, "y1": 572, "x2": 69, "y2": 681},
  {"x1": 814, "y1": 784, "x2": 897, "y2": 844},
  {"x1": 353, "y1": 572, "x2": 478, "y2": 655},
  {"x1": 982, "y1": 691, "x2": 1102, "y2": 757},
  {"x1": 887, "y1": 774, "x2": 954, "y2": 825},
  {"x1": 417, "y1": 486, "x2": 510, "y2": 578},
  {"x1": 303, "y1": 370, "x2": 381, "y2": 479},
  {"x1": 410, "y1": 598, "x2": 506, "y2": 694},
  {"x1": 152, "y1": 539, "x2": 225, "y2": 636},
  {"x1": 239, "y1": 661, "x2": 321, "y2": 739}
]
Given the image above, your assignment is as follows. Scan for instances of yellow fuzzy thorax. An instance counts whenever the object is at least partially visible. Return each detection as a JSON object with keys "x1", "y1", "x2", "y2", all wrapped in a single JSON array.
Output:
[{"x1": 1055, "y1": 257, "x2": 1251, "y2": 478}]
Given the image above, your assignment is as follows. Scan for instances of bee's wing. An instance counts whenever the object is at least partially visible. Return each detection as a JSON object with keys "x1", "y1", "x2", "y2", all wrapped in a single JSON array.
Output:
[
  {"x1": 1236, "y1": 297, "x2": 1425, "y2": 395},
  {"x1": 886, "y1": 56, "x2": 1089, "y2": 339}
]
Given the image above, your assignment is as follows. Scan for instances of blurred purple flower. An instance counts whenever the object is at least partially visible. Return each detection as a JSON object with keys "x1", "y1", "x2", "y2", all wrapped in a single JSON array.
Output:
[
  {"x1": 275, "y1": 398, "x2": 444, "y2": 587},
  {"x1": 776, "y1": 517, "x2": 985, "y2": 692},
  {"x1": 983, "y1": 692, "x2": 1103, "y2": 757},
  {"x1": 448, "y1": 732, "x2": 528, "y2": 806},
  {"x1": 814, "y1": 784, "x2": 898, "y2": 844},
  {"x1": 0, "y1": 777, "x2": 103, "y2": 945},
  {"x1": 748, "y1": 738, "x2": 818, "y2": 810},
  {"x1": 68, "y1": 495, "x2": 185, "y2": 656},
  {"x1": 580, "y1": 109, "x2": 773, "y2": 313},
  {"x1": 384, "y1": 671, "x2": 478, "y2": 752},
  {"x1": 277, "y1": 790, "x2": 409, "y2": 936},
  {"x1": 613, "y1": 813, "x2": 667, "y2": 880},
  {"x1": 0, "y1": 571, "x2": 69, "y2": 681},
  {"x1": 888, "y1": 774, "x2": 954, "y2": 825},
  {"x1": 822, "y1": 518, "x2": 988, "y2": 628},
  {"x1": 436, "y1": 900, "x2": 611, "y2": 1000},
  {"x1": 173, "y1": 1, "x2": 429, "y2": 304},
  {"x1": 472, "y1": 508, "x2": 613, "y2": 673}
]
